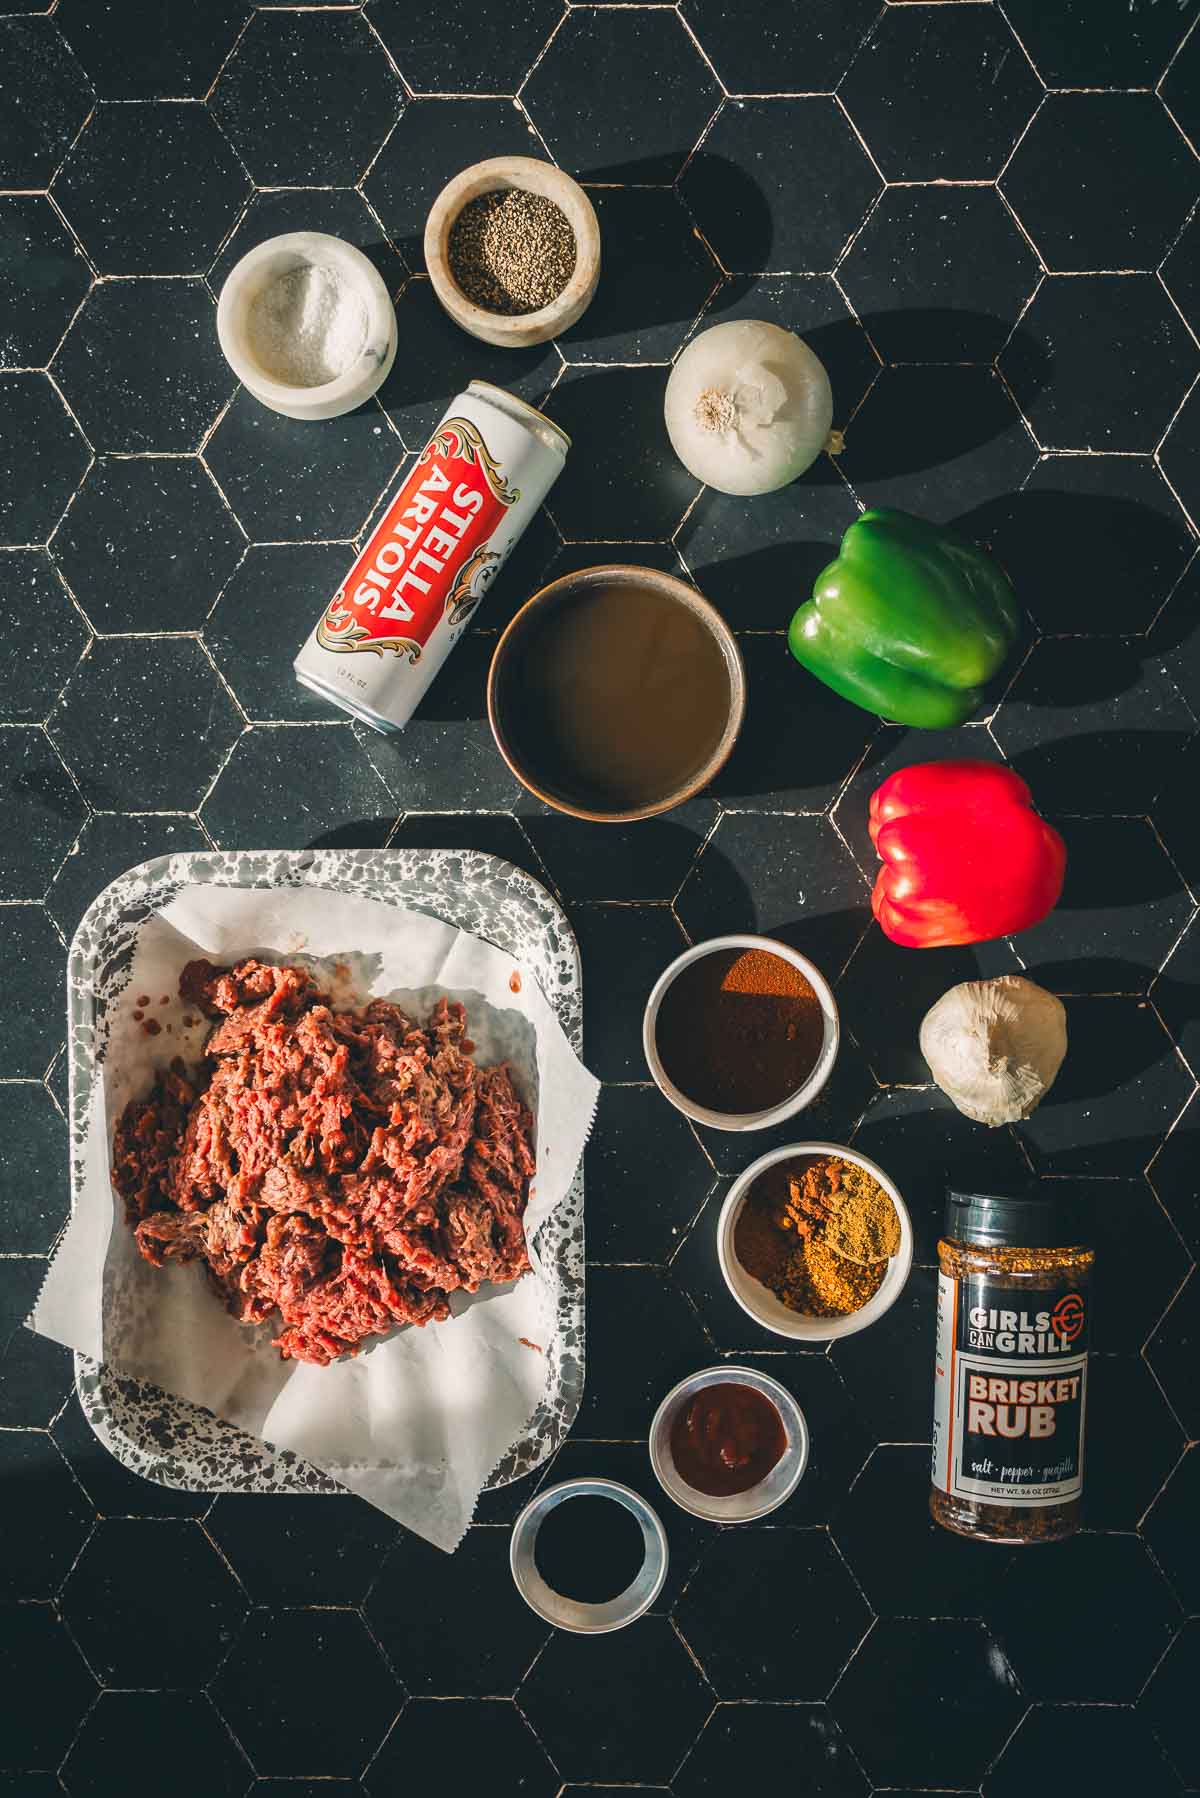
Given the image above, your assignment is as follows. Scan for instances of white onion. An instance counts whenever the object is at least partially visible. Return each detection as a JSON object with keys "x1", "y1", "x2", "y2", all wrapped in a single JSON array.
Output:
[{"x1": 663, "y1": 319, "x2": 834, "y2": 496}]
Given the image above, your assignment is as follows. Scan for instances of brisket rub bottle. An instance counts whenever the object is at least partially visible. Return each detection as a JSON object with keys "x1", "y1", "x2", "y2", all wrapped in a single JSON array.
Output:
[{"x1": 931, "y1": 1187, "x2": 1093, "y2": 1544}]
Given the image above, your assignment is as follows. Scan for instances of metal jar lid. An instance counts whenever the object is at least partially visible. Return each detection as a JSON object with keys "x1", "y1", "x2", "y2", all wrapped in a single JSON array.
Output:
[{"x1": 944, "y1": 1185, "x2": 1091, "y2": 1250}]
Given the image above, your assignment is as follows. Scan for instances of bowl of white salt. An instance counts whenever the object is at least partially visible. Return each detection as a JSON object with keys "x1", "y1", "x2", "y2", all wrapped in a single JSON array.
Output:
[{"x1": 216, "y1": 231, "x2": 396, "y2": 421}]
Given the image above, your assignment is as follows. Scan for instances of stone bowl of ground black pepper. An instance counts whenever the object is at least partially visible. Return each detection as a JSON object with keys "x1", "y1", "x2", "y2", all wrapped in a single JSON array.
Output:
[
  {"x1": 425, "y1": 156, "x2": 601, "y2": 348},
  {"x1": 644, "y1": 935, "x2": 839, "y2": 1129},
  {"x1": 510, "y1": 1478, "x2": 668, "y2": 1634}
]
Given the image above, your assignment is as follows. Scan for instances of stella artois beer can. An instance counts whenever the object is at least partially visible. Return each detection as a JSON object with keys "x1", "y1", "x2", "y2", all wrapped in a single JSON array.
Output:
[{"x1": 294, "y1": 381, "x2": 569, "y2": 732}]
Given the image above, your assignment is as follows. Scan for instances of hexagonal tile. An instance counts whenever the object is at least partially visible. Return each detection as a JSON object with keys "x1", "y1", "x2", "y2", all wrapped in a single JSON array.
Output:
[
  {"x1": 585, "y1": 1085, "x2": 711, "y2": 1264},
  {"x1": 0, "y1": 1601, "x2": 96, "y2": 1768},
  {"x1": 0, "y1": 1429, "x2": 90, "y2": 1599},
  {"x1": 0, "y1": 1776, "x2": 60, "y2": 1797},
  {"x1": 0, "y1": 1257, "x2": 73, "y2": 1429},
  {"x1": 1084, "y1": 1356, "x2": 1184, "y2": 1531},
  {"x1": 676, "y1": 813, "x2": 872, "y2": 981},
  {"x1": 1148, "y1": 1630, "x2": 1200, "y2": 1793},
  {"x1": 209, "y1": 188, "x2": 406, "y2": 302},
  {"x1": 205, "y1": 387, "x2": 402, "y2": 543},
  {"x1": 699, "y1": 274, "x2": 881, "y2": 425},
  {"x1": 681, "y1": 99, "x2": 880, "y2": 275},
  {"x1": 0, "y1": 18, "x2": 92, "y2": 188},
  {"x1": 835, "y1": 1445, "x2": 1015, "y2": 1619},
  {"x1": 0, "y1": 196, "x2": 90, "y2": 371},
  {"x1": 205, "y1": 542, "x2": 350, "y2": 723},
  {"x1": 0, "y1": 372, "x2": 90, "y2": 544},
  {"x1": 206, "y1": 1495, "x2": 396, "y2": 1608},
  {"x1": 201, "y1": 724, "x2": 396, "y2": 851},
  {"x1": 839, "y1": 185, "x2": 1039, "y2": 365},
  {"x1": 675, "y1": 1702, "x2": 868, "y2": 1798},
  {"x1": 49, "y1": 637, "x2": 241, "y2": 810},
  {"x1": 1154, "y1": 729, "x2": 1200, "y2": 895},
  {"x1": 46, "y1": 812, "x2": 207, "y2": 940},
  {"x1": 990, "y1": 1533, "x2": 1180, "y2": 1701},
  {"x1": 1147, "y1": 1267, "x2": 1200, "y2": 1438},
  {"x1": 57, "y1": 1, "x2": 243, "y2": 95},
  {"x1": 830, "y1": 1619, "x2": 1022, "y2": 1789},
  {"x1": 567, "y1": 902, "x2": 686, "y2": 1081},
  {"x1": 576, "y1": 1265, "x2": 710, "y2": 1439},
  {"x1": 363, "y1": 97, "x2": 539, "y2": 270},
  {"x1": 0, "y1": 1082, "x2": 70, "y2": 1252},
  {"x1": 1162, "y1": 207, "x2": 1200, "y2": 337},
  {"x1": 0, "y1": 905, "x2": 66, "y2": 1077},
  {"x1": 831, "y1": 1263, "x2": 938, "y2": 1444},
  {"x1": 676, "y1": 1530, "x2": 869, "y2": 1701},
  {"x1": 840, "y1": 5, "x2": 1039, "y2": 181},
  {"x1": 518, "y1": 1613, "x2": 711, "y2": 1784},
  {"x1": 62, "y1": 1690, "x2": 251, "y2": 1798},
  {"x1": 851, "y1": 1087, "x2": 1029, "y2": 1266},
  {"x1": 1152, "y1": 554, "x2": 1200, "y2": 722},
  {"x1": 52, "y1": 456, "x2": 243, "y2": 632},
  {"x1": 61, "y1": 1518, "x2": 245, "y2": 1687},
  {"x1": 51, "y1": 1391, "x2": 211, "y2": 1520},
  {"x1": 1064, "y1": 1178, "x2": 1190, "y2": 1355},
  {"x1": 1000, "y1": 274, "x2": 1199, "y2": 453},
  {"x1": 53, "y1": 278, "x2": 232, "y2": 454},
  {"x1": 252, "y1": 1786, "x2": 356, "y2": 1798},
  {"x1": 1014, "y1": 995, "x2": 1192, "y2": 1177},
  {"x1": 840, "y1": 365, "x2": 1038, "y2": 522},
  {"x1": 367, "y1": 1700, "x2": 556, "y2": 1798},
  {"x1": 53, "y1": 102, "x2": 249, "y2": 276},
  {"x1": 367, "y1": 1527, "x2": 548, "y2": 1697},
  {"x1": 390, "y1": 811, "x2": 542, "y2": 877},
  {"x1": 1002, "y1": 0, "x2": 1191, "y2": 87},
  {"x1": 523, "y1": 9, "x2": 718, "y2": 185},
  {"x1": 519, "y1": 796, "x2": 714, "y2": 905},
  {"x1": 840, "y1": 925, "x2": 1021, "y2": 1086},
  {"x1": 1143, "y1": 1443, "x2": 1200, "y2": 1613},
  {"x1": 683, "y1": 0, "x2": 875, "y2": 91},
  {"x1": 0, "y1": 725, "x2": 85, "y2": 901},
  {"x1": 0, "y1": 551, "x2": 89, "y2": 724},
  {"x1": 1162, "y1": 15, "x2": 1200, "y2": 149},
  {"x1": 1148, "y1": 1091, "x2": 1198, "y2": 1257},
  {"x1": 212, "y1": 1609, "x2": 400, "y2": 1778},
  {"x1": 212, "y1": 10, "x2": 404, "y2": 186},
  {"x1": 540, "y1": 364, "x2": 699, "y2": 541},
  {"x1": 557, "y1": 189, "x2": 719, "y2": 365},
  {"x1": 370, "y1": 0, "x2": 561, "y2": 94},
  {"x1": 1002, "y1": 94, "x2": 1195, "y2": 275},
  {"x1": 984, "y1": 1705, "x2": 1182, "y2": 1798},
  {"x1": 1161, "y1": 377, "x2": 1200, "y2": 531}
]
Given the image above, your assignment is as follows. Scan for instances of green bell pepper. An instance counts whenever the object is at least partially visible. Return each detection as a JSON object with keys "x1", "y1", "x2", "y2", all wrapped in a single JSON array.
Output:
[{"x1": 787, "y1": 508, "x2": 1020, "y2": 729}]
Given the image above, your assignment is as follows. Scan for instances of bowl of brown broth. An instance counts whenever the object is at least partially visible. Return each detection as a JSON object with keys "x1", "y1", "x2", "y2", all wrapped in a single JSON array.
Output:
[{"x1": 487, "y1": 565, "x2": 746, "y2": 821}]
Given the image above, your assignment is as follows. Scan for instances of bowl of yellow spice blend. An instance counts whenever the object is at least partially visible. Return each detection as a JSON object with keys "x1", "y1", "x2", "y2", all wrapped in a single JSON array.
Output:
[{"x1": 718, "y1": 1143, "x2": 912, "y2": 1342}]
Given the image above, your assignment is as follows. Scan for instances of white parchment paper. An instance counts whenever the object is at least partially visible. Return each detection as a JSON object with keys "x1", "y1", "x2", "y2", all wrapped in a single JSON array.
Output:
[{"x1": 31, "y1": 883, "x2": 599, "y2": 1551}]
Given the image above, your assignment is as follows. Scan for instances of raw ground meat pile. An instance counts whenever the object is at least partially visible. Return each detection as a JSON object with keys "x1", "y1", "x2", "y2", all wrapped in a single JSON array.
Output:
[{"x1": 112, "y1": 958, "x2": 535, "y2": 1366}]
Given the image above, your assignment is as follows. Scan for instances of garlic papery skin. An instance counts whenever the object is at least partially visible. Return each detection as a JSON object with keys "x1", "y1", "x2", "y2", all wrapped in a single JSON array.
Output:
[
  {"x1": 664, "y1": 319, "x2": 834, "y2": 495},
  {"x1": 919, "y1": 976, "x2": 1067, "y2": 1127}
]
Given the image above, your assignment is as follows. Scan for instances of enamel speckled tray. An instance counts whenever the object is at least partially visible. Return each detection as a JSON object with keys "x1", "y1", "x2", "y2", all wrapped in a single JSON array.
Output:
[{"x1": 66, "y1": 848, "x2": 585, "y2": 1497}]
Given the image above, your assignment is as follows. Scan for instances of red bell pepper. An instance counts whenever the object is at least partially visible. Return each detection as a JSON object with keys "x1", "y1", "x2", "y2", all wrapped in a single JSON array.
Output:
[{"x1": 868, "y1": 760, "x2": 1066, "y2": 948}]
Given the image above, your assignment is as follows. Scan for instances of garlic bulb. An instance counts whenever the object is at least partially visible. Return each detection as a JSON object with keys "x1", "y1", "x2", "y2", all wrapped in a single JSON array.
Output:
[
  {"x1": 663, "y1": 319, "x2": 834, "y2": 495},
  {"x1": 920, "y1": 976, "x2": 1067, "y2": 1127}
]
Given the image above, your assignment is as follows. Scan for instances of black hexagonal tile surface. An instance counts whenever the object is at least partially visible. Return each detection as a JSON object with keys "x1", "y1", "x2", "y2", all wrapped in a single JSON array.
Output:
[
  {"x1": 1161, "y1": 378, "x2": 1200, "y2": 531},
  {"x1": 0, "y1": 1601, "x2": 96, "y2": 1770},
  {"x1": 0, "y1": 1428, "x2": 91, "y2": 1600},
  {"x1": 367, "y1": 1700, "x2": 557, "y2": 1798},
  {"x1": 0, "y1": 18, "x2": 92, "y2": 189},
  {"x1": 0, "y1": 1258, "x2": 73, "y2": 1431},
  {"x1": 49, "y1": 636, "x2": 242, "y2": 811},
  {"x1": 53, "y1": 102, "x2": 249, "y2": 276},
  {"x1": 840, "y1": 4, "x2": 1040, "y2": 182},
  {"x1": 0, "y1": 372, "x2": 90, "y2": 544},
  {"x1": 1055, "y1": 1178, "x2": 1189, "y2": 1357},
  {"x1": 0, "y1": 725, "x2": 85, "y2": 902},
  {"x1": 519, "y1": 1614, "x2": 712, "y2": 1784},
  {"x1": 1002, "y1": 0, "x2": 1192, "y2": 87},
  {"x1": 1162, "y1": 15, "x2": 1200, "y2": 147},
  {"x1": 683, "y1": 0, "x2": 876, "y2": 94},
  {"x1": 682, "y1": 100, "x2": 880, "y2": 277},
  {"x1": 61, "y1": 1518, "x2": 246, "y2": 1688},
  {"x1": 1000, "y1": 274, "x2": 1200, "y2": 453},
  {"x1": 201, "y1": 725, "x2": 396, "y2": 852},
  {"x1": 46, "y1": 812, "x2": 207, "y2": 940},
  {"x1": 0, "y1": 195, "x2": 90, "y2": 370},
  {"x1": 0, "y1": 904, "x2": 66, "y2": 1078},
  {"x1": 0, "y1": 1082, "x2": 70, "y2": 1254},
  {"x1": 53, "y1": 277, "x2": 232, "y2": 454},
  {"x1": 370, "y1": 0, "x2": 561, "y2": 96},
  {"x1": 205, "y1": 542, "x2": 349, "y2": 722},
  {"x1": 523, "y1": 9, "x2": 719, "y2": 185},
  {"x1": 576, "y1": 1265, "x2": 710, "y2": 1440},
  {"x1": 568, "y1": 902, "x2": 687, "y2": 1083},
  {"x1": 984, "y1": 1705, "x2": 1183, "y2": 1798},
  {"x1": 831, "y1": 1264, "x2": 938, "y2": 1445},
  {"x1": 840, "y1": 925, "x2": 1021, "y2": 1087},
  {"x1": 1084, "y1": 1356, "x2": 1184, "y2": 1533},
  {"x1": 557, "y1": 188, "x2": 719, "y2": 366},
  {"x1": 1147, "y1": 1267, "x2": 1200, "y2": 1439},
  {"x1": 541, "y1": 364, "x2": 700, "y2": 541},
  {"x1": 519, "y1": 796, "x2": 714, "y2": 905},
  {"x1": 1143, "y1": 1442, "x2": 1200, "y2": 1614},
  {"x1": 213, "y1": 1609, "x2": 399, "y2": 1778},
  {"x1": 212, "y1": 9, "x2": 404, "y2": 187},
  {"x1": 61, "y1": 1691, "x2": 251, "y2": 1798},
  {"x1": 585, "y1": 1085, "x2": 711, "y2": 1264},
  {"x1": 676, "y1": 1530, "x2": 870, "y2": 1701},
  {"x1": 206, "y1": 1494, "x2": 396, "y2": 1608},
  {"x1": 1162, "y1": 207, "x2": 1200, "y2": 337},
  {"x1": 676, "y1": 1702, "x2": 868, "y2": 1797},
  {"x1": 712, "y1": 637, "x2": 879, "y2": 815},
  {"x1": 0, "y1": 551, "x2": 89, "y2": 724},
  {"x1": 830, "y1": 1618, "x2": 1023, "y2": 1790},
  {"x1": 52, "y1": 456, "x2": 243, "y2": 632},
  {"x1": 54, "y1": 0, "x2": 246, "y2": 101}
]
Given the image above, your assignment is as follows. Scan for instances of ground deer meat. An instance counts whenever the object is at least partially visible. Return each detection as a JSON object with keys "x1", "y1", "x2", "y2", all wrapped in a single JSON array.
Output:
[{"x1": 111, "y1": 959, "x2": 535, "y2": 1365}]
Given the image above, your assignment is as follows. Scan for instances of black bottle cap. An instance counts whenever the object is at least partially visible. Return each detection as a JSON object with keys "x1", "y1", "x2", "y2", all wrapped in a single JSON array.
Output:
[{"x1": 944, "y1": 1185, "x2": 1091, "y2": 1250}]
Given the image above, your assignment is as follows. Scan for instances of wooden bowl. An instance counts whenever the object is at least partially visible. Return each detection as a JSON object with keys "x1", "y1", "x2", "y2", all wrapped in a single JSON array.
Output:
[{"x1": 424, "y1": 155, "x2": 601, "y2": 348}]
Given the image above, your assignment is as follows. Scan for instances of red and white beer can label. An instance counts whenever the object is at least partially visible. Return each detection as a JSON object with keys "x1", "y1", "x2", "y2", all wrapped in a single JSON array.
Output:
[{"x1": 294, "y1": 382, "x2": 568, "y2": 732}]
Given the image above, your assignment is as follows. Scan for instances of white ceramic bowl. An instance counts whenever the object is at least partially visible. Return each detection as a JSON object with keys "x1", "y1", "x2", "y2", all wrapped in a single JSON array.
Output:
[
  {"x1": 510, "y1": 1478, "x2": 668, "y2": 1634},
  {"x1": 649, "y1": 1365, "x2": 809, "y2": 1523},
  {"x1": 642, "y1": 934, "x2": 840, "y2": 1132},
  {"x1": 717, "y1": 1141, "x2": 913, "y2": 1343},
  {"x1": 216, "y1": 230, "x2": 397, "y2": 420}
]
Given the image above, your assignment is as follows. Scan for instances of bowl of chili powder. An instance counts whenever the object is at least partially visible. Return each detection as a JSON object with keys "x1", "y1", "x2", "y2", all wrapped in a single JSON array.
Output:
[{"x1": 643, "y1": 934, "x2": 839, "y2": 1131}]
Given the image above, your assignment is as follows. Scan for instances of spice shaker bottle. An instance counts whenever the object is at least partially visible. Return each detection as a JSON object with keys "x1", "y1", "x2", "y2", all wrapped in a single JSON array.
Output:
[{"x1": 930, "y1": 1187, "x2": 1093, "y2": 1544}]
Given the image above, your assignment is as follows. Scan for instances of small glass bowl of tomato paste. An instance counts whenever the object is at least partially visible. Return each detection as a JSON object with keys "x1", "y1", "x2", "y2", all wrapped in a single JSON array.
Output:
[{"x1": 649, "y1": 1366, "x2": 809, "y2": 1523}]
